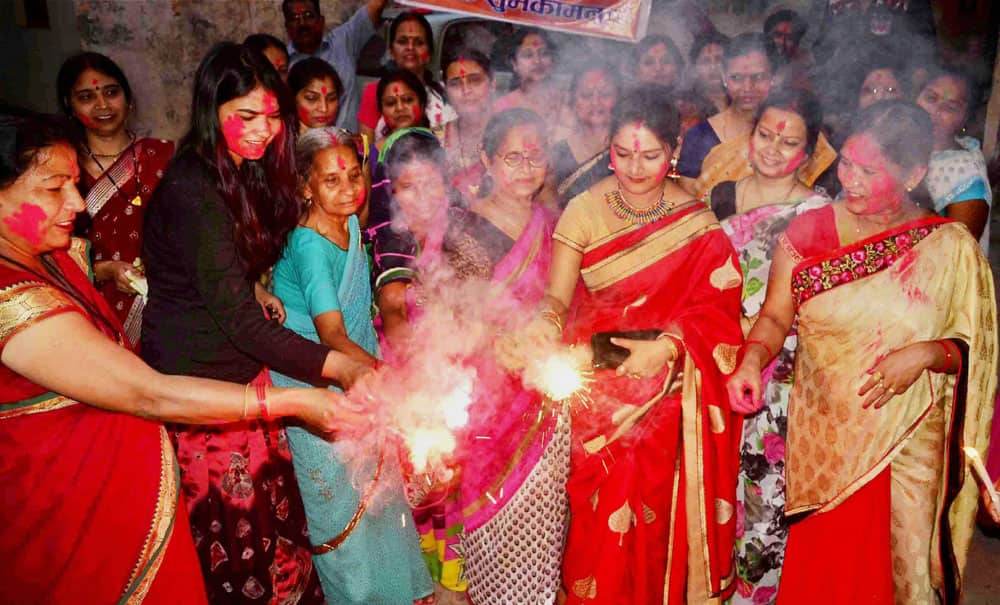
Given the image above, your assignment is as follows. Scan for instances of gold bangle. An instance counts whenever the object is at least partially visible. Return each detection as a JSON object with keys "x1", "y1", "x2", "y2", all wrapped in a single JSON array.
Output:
[
  {"x1": 657, "y1": 332, "x2": 683, "y2": 359},
  {"x1": 540, "y1": 309, "x2": 563, "y2": 333},
  {"x1": 241, "y1": 383, "x2": 251, "y2": 421}
]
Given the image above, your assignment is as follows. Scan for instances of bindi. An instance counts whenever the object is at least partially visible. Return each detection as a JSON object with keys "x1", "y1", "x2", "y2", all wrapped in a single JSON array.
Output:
[
  {"x1": 776, "y1": 120, "x2": 786, "y2": 133},
  {"x1": 4, "y1": 203, "x2": 47, "y2": 246},
  {"x1": 336, "y1": 154, "x2": 346, "y2": 170}
]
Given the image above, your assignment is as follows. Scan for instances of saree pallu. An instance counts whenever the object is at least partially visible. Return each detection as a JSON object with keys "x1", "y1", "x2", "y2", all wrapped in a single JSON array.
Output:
[
  {"x1": 558, "y1": 202, "x2": 744, "y2": 604},
  {"x1": 457, "y1": 204, "x2": 572, "y2": 605},
  {"x1": 172, "y1": 368, "x2": 324, "y2": 604},
  {"x1": 719, "y1": 196, "x2": 829, "y2": 605},
  {"x1": 81, "y1": 137, "x2": 174, "y2": 345},
  {"x1": 691, "y1": 133, "x2": 836, "y2": 202},
  {"x1": 778, "y1": 219, "x2": 997, "y2": 604},
  {"x1": 0, "y1": 240, "x2": 205, "y2": 604}
]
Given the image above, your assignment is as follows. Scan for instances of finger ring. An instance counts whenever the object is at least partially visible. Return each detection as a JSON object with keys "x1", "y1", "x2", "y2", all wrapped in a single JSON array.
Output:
[
  {"x1": 872, "y1": 371, "x2": 884, "y2": 382},
  {"x1": 628, "y1": 372, "x2": 641, "y2": 379},
  {"x1": 886, "y1": 386, "x2": 895, "y2": 394},
  {"x1": 878, "y1": 378, "x2": 885, "y2": 389}
]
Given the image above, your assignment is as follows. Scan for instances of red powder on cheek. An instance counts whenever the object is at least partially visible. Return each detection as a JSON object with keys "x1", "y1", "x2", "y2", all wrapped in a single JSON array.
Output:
[
  {"x1": 420, "y1": 50, "x2": 430, "y2": 62},
  {"x1": 4, "y1": 203, "x2": 47, "y2": 246},
  {"x1": 782, "y1": 148, "x2": 805, "y2": 175},
  {"x1": 221, "y1": 114, "x2": 248, "y2": 155},
  {"x1": 610, "y1": 153, "x2": 618, "y2": 170},
  {"x1": 654, "y1": 159, "x2": 670, "y2": 182},
  {"x1": 76, "y1": 113, "x2": 97, "y2": 128},
  {"x1": 411, "y1": 105, "x2": 421, "y2": 121},
  {"x1": 355, "y1": 187, "x2": 367, "y2": 208},
  {"x1": 297, "y1": 106, "x2": 311, "y2": 124}
]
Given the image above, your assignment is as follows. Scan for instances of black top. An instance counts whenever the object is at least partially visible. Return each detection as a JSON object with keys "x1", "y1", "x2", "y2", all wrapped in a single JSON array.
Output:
[
  {"x1": 140, "y1": 150, "x2": 329, "y2": 383},
  {"x1": 442, "y1": 206, "x2": 513, "y2": 281},
  {"x1": 709, "y1": 180, "x2": 737, "y2": 221}
]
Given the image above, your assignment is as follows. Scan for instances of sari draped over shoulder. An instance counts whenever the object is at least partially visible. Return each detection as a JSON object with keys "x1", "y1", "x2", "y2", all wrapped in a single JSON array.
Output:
[
  {"x1": 717, "y1": 194, "x2": 830, "y2": 604},
  {"x1": 692, "y1": 133, "x2": 836, "y2": 202},
  {"x1": 778, "y1": 217, "x2": 997, "y2": 604},
  {"x1": 80, "y1": 138, "x2": 173, "y2": 346},
  {"x1": 0, "y1": 238, "x2": 205, "y2": 605},
  {"x1": 445, "y1": 204, "x2": 572, "y2": 605},
  {"x1": 555, "y1": 194, "x2": 744, "y2": 604}
]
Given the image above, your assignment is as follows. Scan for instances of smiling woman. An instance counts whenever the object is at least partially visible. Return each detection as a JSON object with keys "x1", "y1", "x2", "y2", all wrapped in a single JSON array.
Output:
[
  {"x1": 140, "y1": 42, "x2": 372, "y2": 603},
  {"x1": 289, "y1": 57, "x2": 343, "y2": 134}
]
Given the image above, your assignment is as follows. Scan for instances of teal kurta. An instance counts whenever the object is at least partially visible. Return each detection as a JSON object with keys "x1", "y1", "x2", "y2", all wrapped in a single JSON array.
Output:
[{"x1": 270, "y1": 215, "x2": 432, "y2": 604}]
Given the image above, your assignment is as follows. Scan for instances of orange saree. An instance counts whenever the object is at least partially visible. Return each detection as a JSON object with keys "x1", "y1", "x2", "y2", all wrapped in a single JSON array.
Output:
[{"x1": 554, "y1": 194, "x2": 744, "y2": 604}]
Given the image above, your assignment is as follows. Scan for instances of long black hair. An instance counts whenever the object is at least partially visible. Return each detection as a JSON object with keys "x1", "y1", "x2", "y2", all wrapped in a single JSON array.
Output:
[
  {"x1": 56, "y1": 52, "x2": 133, "y2": 132},
  {"x1": 178, "y1": 42, "x2": 301, "y2": 279},
  {"x1": 388, "y1": 11, "x2": 446, "y2": 101},
  {"x1": 0, "y1": 107, "x2": 75, "y2": 190}
]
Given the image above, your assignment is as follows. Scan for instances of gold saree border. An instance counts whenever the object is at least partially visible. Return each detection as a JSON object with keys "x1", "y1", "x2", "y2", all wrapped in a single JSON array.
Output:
[
  {"x1": 66, "y1": 237, "x2": 93, "y2": 281},
  {"x1": 0, "y1": 280, "x2": 77, "y2": 348},
  {"x1": 0, "y1": 392, "x2": 78, "y2": 420},
  {"x1": 120, "y1": 427, "x2": 179, "y2": 604},
  {"x1": 582, "y1": 207, "x2": 720, "y2": 293},
  {"x1": 461, "y1": 405, "x2": 547, "y2": 518},
  {"x1": 497, "y1": 223, "x2": 544, "y2": 289}
]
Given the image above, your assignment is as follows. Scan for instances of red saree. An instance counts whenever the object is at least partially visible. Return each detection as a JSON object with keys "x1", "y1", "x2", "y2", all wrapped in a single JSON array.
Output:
[
  {"x1": 555, "y1": 195, "x2": 744, "y2": 604},
  {"x1": 79, "y1": 137, "x2": 173, "y2": 345},
  {"x1": 775, "y1": 209, "x2": 997, "y2": 605},
  {"x1": 0, "y1": 238, "x2": 206, "y2": 604}
]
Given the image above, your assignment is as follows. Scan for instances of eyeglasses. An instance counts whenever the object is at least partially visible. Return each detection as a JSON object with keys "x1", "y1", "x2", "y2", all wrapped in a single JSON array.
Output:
[
  {"x1": 446, "y1": 73, "x2": 489, "y2": 89},
  {"x1": 863, "y1": 86, "x2": 897, "y2": 96},
  {"x1": 500, "y1": 151, "x2": 547, "y2": 169},
  {"x1": 287, "y1": 10, "x2": 318, "y2": 24}
]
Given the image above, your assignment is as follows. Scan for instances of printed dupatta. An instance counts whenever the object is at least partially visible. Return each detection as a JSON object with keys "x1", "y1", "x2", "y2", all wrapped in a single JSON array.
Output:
[{"x1": 784, "y1": 218, "x2": 997, "y2": 598}]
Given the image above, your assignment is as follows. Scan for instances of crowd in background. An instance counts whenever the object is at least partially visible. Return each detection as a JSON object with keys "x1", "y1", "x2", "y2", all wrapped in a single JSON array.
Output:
[{"x1": 2, "y1": 1, "x2": 1000, "y2": 604}]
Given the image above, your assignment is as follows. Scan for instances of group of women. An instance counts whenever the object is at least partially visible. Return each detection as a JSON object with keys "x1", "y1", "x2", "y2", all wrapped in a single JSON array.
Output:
[{"x1": 1, "y1": 10, "x2": 999, "y2": 605}]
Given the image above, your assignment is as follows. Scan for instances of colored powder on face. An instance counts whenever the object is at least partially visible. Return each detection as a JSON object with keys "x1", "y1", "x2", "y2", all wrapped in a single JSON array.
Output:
[
  {"x1": 91, "y1": 79, "x2": 99, "y2": 86},
  {"x1": 610, "y1": 152, "x2": 618, "y2": 171},
  {"x1": 4, "y1": 203, "x2": 47, "y2": 246},
  {"x1": 76, "y1": 113, "x2": 97, "y2": 128},
  {"x1": 776, "y1": 120, "x2": 786, "y2": 133},
  {"x1": 355, "y1": 186, "x2": 367, "y2": 208},
  {"x1": 411, "y1": 105, "x2": 422, "y2": 121},
  {"x1": 321, "y1": 86, "x2": 328, "y2": 95},
  {"x1": 297, "y1": 106, "x2": 311, "y2": 124},
  {"x1": 420, "y1": 50, "x2": 430, "y2": 63},
  {"x1": 262, "y1": 92, "x2": 279, "y2": 115},
  {"x1": 632, "y1": 133, "x2": 640, "y2": 153},
  {"x1": 393, "y1": 86, "x2": 401, "y2": 96},
  {"x1": 221, "y1": 113, "x2": 247, "y2": 156},
  {"x1": 783, "y1": 148, "x2": 806, "y2": 175},
  {"x1": 654, "y1": 159, "x2": 670, "y2": 182},
  {"x1": 336, "y1": 154, "x2": 347, "y2": 170}
]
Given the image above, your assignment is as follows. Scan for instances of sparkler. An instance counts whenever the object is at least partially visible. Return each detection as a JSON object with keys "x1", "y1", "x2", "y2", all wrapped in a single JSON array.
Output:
[
  {"x1": 963, "y1": 446, "x2": 1000, "y2": 511},
  {"x1": 523, "y1": 346, "x2": 594, "y2": 404}
]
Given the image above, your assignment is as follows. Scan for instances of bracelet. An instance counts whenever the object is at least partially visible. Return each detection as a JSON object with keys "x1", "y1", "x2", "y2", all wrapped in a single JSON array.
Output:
[
  {"x1": 936, "y1": 340, "x2": 954, "y2": 371},
  {"x1": 241, "y1": 382, "x2": 251, "y2": 421},
  {"x1": 540, "y1": 309, "x2": 563, "y2": 333},
  {"x1": 743, "y1": 339, "x2": 774, "y2": 360},
  {"x1": 255, "y1": 382, "x2": 271, "y2": 422}
]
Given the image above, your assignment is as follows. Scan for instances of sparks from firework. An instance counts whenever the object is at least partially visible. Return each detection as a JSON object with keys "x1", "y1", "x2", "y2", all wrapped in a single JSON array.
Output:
[{"x1": 522, "y1": 345, "x2": 594, "y2": 407}]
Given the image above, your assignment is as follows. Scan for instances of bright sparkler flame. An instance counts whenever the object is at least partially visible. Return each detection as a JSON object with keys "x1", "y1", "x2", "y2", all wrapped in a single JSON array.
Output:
[
  {"x1": 526, "y1": 348, "x2": 593, "y2": 402},
  {"x1": 408, "y1": 427, "x2": 456, "y2": 474}
]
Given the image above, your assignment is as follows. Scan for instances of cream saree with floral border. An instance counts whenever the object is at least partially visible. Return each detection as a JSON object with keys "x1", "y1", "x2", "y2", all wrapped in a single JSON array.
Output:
[{"x1": 783, "y1": 219, "x2": 996, "y2": 603}]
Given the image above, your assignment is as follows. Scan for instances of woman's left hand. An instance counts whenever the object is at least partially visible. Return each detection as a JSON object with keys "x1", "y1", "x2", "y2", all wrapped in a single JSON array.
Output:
[
  {"x1": 613, "y1": 336, "x2": 680, "y2": 379},
  {"x1": 858, "y1": 342, "x2": 935, "y2": 409},
  {"x1": 254, "y1": 283, "x2": 286, "y2": 324}
]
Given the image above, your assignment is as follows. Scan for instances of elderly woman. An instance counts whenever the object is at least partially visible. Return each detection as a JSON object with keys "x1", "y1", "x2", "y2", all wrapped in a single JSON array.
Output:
[
  {"x1": 0, "y1": 110, "x2": 361, "y2": 605},
  {"x1": 728, "y1": 101, "x2": 997, "y2": 604},
  {"x1": 269, "y1": 128, "x2": 433, "y2": 604}
]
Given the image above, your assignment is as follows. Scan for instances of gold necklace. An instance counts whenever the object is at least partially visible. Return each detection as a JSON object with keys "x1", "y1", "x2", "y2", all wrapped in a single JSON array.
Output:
[{"x1": 604, "y1": 184, "x2": 675, "y2": 224}]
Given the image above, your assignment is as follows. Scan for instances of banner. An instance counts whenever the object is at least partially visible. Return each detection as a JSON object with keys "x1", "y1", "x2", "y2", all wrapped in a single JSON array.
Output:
[{"x1": 395, "y1": 0, "x2": 652, "y2": 42}]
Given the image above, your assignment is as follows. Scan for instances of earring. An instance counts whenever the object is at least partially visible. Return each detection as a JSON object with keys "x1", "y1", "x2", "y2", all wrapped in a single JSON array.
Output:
[
  {"x1": 608, "y1": 162, "x2": 615, "y2": 171},
  {"x1": 666, "y1": 154, "x2": 681, "y2": 180}
]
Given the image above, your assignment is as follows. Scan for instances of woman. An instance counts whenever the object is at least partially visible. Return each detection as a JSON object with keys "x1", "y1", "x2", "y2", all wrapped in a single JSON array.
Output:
[
  {"x1": 289, "y1": 57, "x2": 343, "y2": 133},
  {"x1": 270, "y1": 128, "x2": 434, "y2": 604},
  {"x1": 688, "y1": 32, "x2": 730, "y2": 117},
  {"x1": 141, "y1": 42, "x2": 371, "y2": 604},
  {"x1": 536, "y1": 85, "x2": 743, "y2": 604},
  {"x1": 0, "y1": 110, "x2": 361, "y2": 604},
  {"x1": 244, "y1": 33, "x2": 290, "y2": 82},
  {"x1": 445, "y1": 108, "x2": 569, "y2": 605},
  {"x1": 915, "y1": 65, "x2": 992, "y2": 252},
  {"x1": 633, "y1": 34, "x2": 683, "y2": 90},
  {"x1": 550, "y1": 61, "x2": 620, "y2": 194},
  {"x1": 678, "y1": 33, "x2": 775, "y2": 195},
  {"x1": 437, "y1": 47, "x2": 494, "y2": 201},
  {"x1": 370, "y1": 130, "x2": 470, "y2": 601},
  {"x1": 493, "y1": 29, "x2": 566, "y2": 127},
  {"x1": 708, "y1": 89, "x2": 830, "y2": 605},
  {"x1": 358, "y1": 11, "x2": 455, "y2": 143},
  {"x1": 727, "y1": 101, "x2": 997, "y2": 604},
  {"x1": 374, "y1": 69, "x2": 430, "y2": 151},
  {"x1": 56, "y1": 52, "x2": 173, "y2": 346}
]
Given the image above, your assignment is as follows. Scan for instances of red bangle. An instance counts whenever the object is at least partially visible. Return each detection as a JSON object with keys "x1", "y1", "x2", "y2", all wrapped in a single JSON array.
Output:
[
  {"x1": 255, "y1": 382, "x2": 270, "y2": 422},
  {"x1": 744, "y1": 339, "x2": 775, "y2": 360}
]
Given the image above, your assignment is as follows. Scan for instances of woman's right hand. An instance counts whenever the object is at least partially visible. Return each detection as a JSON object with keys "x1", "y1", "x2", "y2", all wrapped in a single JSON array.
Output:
[
  {"x1": 727, "y1": 359, "x2": 764, "y2": 414},
  {"x1": 294, "y1": 387, "x2": 369, "y2": 434},
  {"x1": 95, "y1": 260, "x2": 144, "y2": 294},
  {"x1": 494, "y1": 315, "x2": 562, "y2": 371}
]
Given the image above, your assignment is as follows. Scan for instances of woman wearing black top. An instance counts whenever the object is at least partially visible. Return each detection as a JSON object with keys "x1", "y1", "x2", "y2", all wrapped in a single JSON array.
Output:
[{"x1": 141, "y1": 43, "x2": 369, "y2": 604}]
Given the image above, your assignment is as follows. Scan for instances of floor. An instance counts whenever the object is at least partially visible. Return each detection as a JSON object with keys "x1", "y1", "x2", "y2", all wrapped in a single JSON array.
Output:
[{"x1": 966, "y1": 527, "x2": 1000, "y2": 604}]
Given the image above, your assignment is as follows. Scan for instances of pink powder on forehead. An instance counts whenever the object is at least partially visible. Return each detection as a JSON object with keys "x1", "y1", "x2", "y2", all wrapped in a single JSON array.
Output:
[
  {"x1": 776, "y1": 120, "x2": 786, "y2": 133},
  {"x1": 336, "y1": 154, "x2": 347, "y2": 170},
  {"x1": 632, "y1": 133, "x2": 640, "y2": 153},
  {"x1": 91, "y1": 79, "x2": 99, "y2": 86},
  {"x1": 321, "y1": 86, "x2": 328, "y2": 95},
  {"x1": 261, "y1": 92, "x2": 279, "y2": 114},
  {"x1": 393, "y1": 86, "x2": 401, "y2": 96},
  {"x1": 4, "y1": 203, "x2": 47, "y2": 246}
]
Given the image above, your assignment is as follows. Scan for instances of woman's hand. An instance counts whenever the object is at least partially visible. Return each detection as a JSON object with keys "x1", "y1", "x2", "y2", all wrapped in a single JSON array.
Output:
[
  {"x1": 981, "y1": 478, "x2": 1000, "y2": 526},
  {"x1": 613, "y1": 336, "x2": 679, "y2": 379},
  {"x1": 95, "y1": 260, "x2": 143, "y2": 294},
  {"x1": 254, "y1": 282, "x2": 286, "y2": 323},
  {"x1": 727, "y1": 358, "x2": 764, "y2": 414},
  {"x1": 292, "y1": 387, "x2": 370, "y2": 433},
  {"x1": 494, "y1": 315, "x2": 562, "y2": 372},
  {"x1": 858, "y1": 342, "x2": 936, "y2": 409}
]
